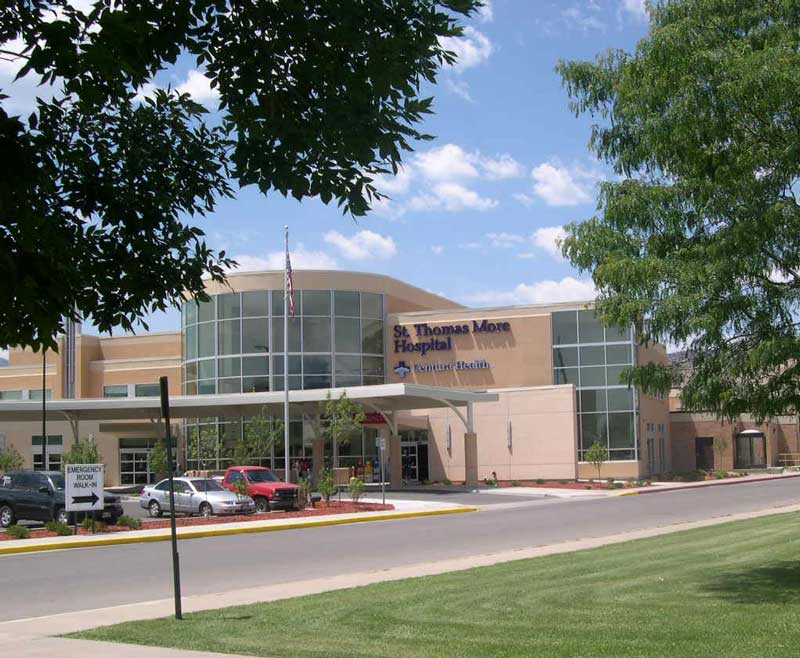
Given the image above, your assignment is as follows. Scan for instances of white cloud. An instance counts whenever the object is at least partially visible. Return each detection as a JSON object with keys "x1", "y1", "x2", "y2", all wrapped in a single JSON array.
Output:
[
  {"x1": 466, "y1": 276, "x2": 597, "y2": 306},
  {"x1": 444, "y1": 78, "x2": 474, "y2": 103},
  {"x1": 431, "y1": 245, "x2": 444, "y2": 255},
  {"x1": 486, "y1": 232, "x2": 524, "y2": 248},
  {"x1": 410, "y1": 182, "x2": 497, "y2": 212},
  {"x1": 621, "y1": 0, "x2": 648, "y2": 21},
  {"x1": 176, "y1": 70, "x2": 219, "y2": 105},
  {"x1": 415, "y1": 144, "x2": 480, "y2": 181},
  {"x1": 439, "y1": 27, "x2": 493, "y2": 71},
  {"x1": 513, "y1": 193, "x2": 536, "y2": 208},
  {"x1": 476, "y1": 0, "x2": 494, "y2": 23},
  {"x1": 531, "y1": 162, "x2": 595, "y2": 206},
  {"x1": 562, "y1": 6, "x2": 606, "y2": 32},
  {"x1": 323, "y1": 230, "x2": 397, "y2": 261},
  {"x1": 372, "y1": 165, "x2": 413, "y2": 195},
  {"x1": 531, "y1": 226, "x2": 567, "y2": 259},
  {"x1": 228, "y1": 247, "x2": 339, "y2": 272},
  {"x1": 482, "y1": 154, "x2": 524, "y2": 180}
]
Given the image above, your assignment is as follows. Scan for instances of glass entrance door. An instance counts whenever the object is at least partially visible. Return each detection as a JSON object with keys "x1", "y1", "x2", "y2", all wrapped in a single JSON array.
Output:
[{"x1": 401, "y1": 443, "x2": 418, "y2": 482}]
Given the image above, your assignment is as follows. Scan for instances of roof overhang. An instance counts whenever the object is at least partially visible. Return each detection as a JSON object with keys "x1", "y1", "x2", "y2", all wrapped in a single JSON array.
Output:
[{"x1": 0, "y1": 384, "x2": 498, "y2": 423}]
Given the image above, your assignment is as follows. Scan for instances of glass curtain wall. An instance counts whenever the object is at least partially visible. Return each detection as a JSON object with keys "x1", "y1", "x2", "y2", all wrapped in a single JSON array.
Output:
[
  {"x1": 552, "y1": 309, "x2": 638, "y2": 461},
  {"x1": 181, "y1": 289, "x2": 385, "y2": 471}
]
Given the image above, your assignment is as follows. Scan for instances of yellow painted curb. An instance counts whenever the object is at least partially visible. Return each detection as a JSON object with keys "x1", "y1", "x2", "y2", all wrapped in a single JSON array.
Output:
[
  {"x1": 615, "y1": 490, "x2": 639, "y2": 496},
  {"x1": 0, "y1": 506, "x2": 479, "y2": 557}
]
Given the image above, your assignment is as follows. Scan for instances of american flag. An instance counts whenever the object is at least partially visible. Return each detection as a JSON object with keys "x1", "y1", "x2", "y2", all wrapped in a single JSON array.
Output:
[{"x1": 285, "y1": 247, "x2": 295, "y2": 318}]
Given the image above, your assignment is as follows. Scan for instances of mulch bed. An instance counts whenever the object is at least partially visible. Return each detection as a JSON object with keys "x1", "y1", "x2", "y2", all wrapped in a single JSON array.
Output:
[
  {"x1": 1, "y1": 500, "x2": 395, "y2": 541},
  {"x1": 493, "y1": 480, "x2": 632, "y2": 490}
]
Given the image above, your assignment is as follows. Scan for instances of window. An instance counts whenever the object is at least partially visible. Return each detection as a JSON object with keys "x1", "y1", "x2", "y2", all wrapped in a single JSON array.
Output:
[
  {"x1": 361, "y1": 320, "x2": 383, "y2": 354},
  {"x1": 334, "y1": 291, "x2": 359, "y2": 317},
  {"x1": 183, "y1": 300, "x2": 198, "y2": 326},
  {"x1": 218, "y1": 319, "x2": 241, "y2": 355},
  {"x1": 242, "y1": 356, "x2": 268, "y2": 376},
  {"x1": 242, "y1": 291, "x2": 268, "y2": 318},
  {"x1": 218, "y1": 357, "x2": 241, "y2": 378},
  {"x1": 227, "y1": 470, "x2": 243, "y2": 484},
  {"x1": 303, "y1": 317, "x2": 331, "y2": 352},
  {"x1": 242, "y1": 318, "x2": 268, "y2": 354},
  {"x1": 302, "y1": 290, "x2": 331, "y2": 316},
  {"x1": 578, "y1": 310, "x2": 605, "y2": 343},
  {"x1": 28, "y1": 389, "x2": 52, "y2": 401},
  {"x1": 135, "y1": 383, "x2": 161, "y2": 397},
  {"x1": 217, "y1": 293, "x2": 240, "y2": 320},
  {"x1": 361, "y1": 293, "x2": 383, "y2": 319},
  {"x1": 335, "y1": 318, "x2": 361, "y2": 353},
  {"x1": 31, "y1": 435, "x2": 63, "y2": 471},
  {"x1": 197, "y1": 298, "x2": 215, "y2": 323},
  {"x1": 553, "y1": 347, "x2": 578, "y2": 368},
  {"x1": 155, "y1": 480, "x2": 171, "y2": 491},
  {"x1": 198, "y1": 323, "x2": 216, "y2": 358},
  {"x1": 552, "y1": 311, "x2": 578, "y2": 345},
  {"x1": 103, "y1": 385, "x2": 128, "y2": 398},
  {"x1": 0, "y1": 390, "x2": 22, "y2": 400}
]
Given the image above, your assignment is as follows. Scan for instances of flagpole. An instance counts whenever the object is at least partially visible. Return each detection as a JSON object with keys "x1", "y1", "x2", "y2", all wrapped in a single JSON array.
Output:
[{"x1": 283, "y1": 225, "x2": 290, "y2": 483}]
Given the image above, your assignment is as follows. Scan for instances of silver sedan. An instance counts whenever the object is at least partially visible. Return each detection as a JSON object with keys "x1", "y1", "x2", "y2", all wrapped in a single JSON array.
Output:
[{"x1": 140, "y1": 477, "x2": 255, "y2": 518}]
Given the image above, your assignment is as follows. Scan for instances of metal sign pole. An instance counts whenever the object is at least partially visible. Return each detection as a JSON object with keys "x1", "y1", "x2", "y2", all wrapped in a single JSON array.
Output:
[
  {"x1": 159, "y1": 376, "x2": 182, "y2": 620},
  {"x1": 380, "y1": 441, "x2": 386, "y2": 506}
]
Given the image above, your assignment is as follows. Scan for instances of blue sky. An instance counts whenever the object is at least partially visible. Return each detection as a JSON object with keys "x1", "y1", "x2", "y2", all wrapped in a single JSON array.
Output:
[{"x1": 2, "y1": 0, "x2": 651, "y2": 349}]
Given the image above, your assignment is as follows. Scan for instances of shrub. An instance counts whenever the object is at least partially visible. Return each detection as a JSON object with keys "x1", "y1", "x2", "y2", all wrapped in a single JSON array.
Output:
[
  {"x1": 713, "y1": 470, "x2": 728, "y2": 479},
  {"x1": 442, "y1": 477, "x2": 452, "y2": 486},
  {"x1": 348, "y1": 476, "x2": 365, "y2": 504},
  {"x1": 45, "y1": 520, "x2": 73, "y2": 536},
  {"x1": 511, "y1": 480, "x2": 521, "y2": 487},
  {"x1": 607, "y1": 478, "x2": 616, "y2": 485},
  {"x1": 231, "y1": 478, "x2": 249, "y2": 500},
  {"x1": 117, "y1": 515, "x2": 141, "y2": 530},
  {"x1": 317, "y1": 469, "x2": 337, "y2": 503},
  {"x1": 6, "y1": 524, "x2": 30, "y2": 539},
  {"x1": 535, "y1": 478, "x2": 545, "y2": 485},
  {"x1": 585, "y1": 442, "x2": 609, "y2": 480},
  {"x1": 80, "y1": 516, "x2": 107, "y2": 533},
  {"x1": 584, "y1": 484, "x2": 593, "y2": 490},
  {"x1": 482, "y1": 477, "x2": 498, "y2": 487},
  {"x1": 0, "y1": 445, "x2": 24, "y2": 473},
  {"x1": 297, "y1": 477, "x2": 312, "y2": 508}
]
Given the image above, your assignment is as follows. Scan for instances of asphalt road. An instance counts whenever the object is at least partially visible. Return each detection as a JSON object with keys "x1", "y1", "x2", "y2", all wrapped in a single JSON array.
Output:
[{"x1": 2, "y1": 478, "x2": 798, "y2": 621}]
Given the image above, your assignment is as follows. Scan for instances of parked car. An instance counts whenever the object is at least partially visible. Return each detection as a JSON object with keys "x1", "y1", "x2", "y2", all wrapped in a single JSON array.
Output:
[
  {"x1": 221, "y1": 466, "x2": 301, "y2": 512},
  {"x1": 140, "y1": 477, "x2": 255, "y2": 518},
  {"x1": 0, "y1": 470, "x2": 123, "y2": 527}
]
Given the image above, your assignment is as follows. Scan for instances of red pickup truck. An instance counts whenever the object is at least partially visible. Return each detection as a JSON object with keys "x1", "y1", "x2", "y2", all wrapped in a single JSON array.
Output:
[{"x1": 221, "y1": 466, "x2": 301, "y2": 513}]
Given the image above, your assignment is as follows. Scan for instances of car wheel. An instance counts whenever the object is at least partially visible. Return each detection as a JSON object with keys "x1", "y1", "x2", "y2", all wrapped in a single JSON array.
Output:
[
  {"x1": 55, "y1": 508, "x2": 69, "y2": 525},
  {"x1": 199, "y1": 502, "x2": 213, "y2": 518},
  {"x1": 149, "y1": 500, "x2": 162, "y2": 518},
  {"x1": 253, "y1": 497, "x2": 269, "y2": 513},
  {"x1": 0, "y1": 505, "x2": 15, "y2": 528}
]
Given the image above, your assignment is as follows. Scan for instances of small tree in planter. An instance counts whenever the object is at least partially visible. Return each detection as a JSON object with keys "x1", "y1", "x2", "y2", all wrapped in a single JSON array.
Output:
[
  {"x1": 348, "y1": 476, "x2": 365, "y2": 505},
  {"x1": 317, "y1": 468, "x2": 337, "y2": 504},
  {"x1": 62, "y1": 436, "x2": 102, "y2": 469},
  {"x1": 321, "y1": 391, "x2": 367, "y2": 465},
  {"x1": 230, "y1": 410, "x2": 283, "y2": 467},
  {"x1": 585, "y1": 441, "x2": 609, "y2": 482},
  {"x1": 0, "y1": 445, "x2": 23, "y2": 474},
  {"x1": 148, "y1": 441, "x2": 169, "y2": 481}
]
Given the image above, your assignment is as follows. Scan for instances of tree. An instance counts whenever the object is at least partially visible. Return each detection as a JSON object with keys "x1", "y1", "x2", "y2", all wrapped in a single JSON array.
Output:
[
  {"x1": 584, "y1": 441, "x2": 608, "y2": 481},
  {"x1": 557, "y1": 0, "x2": 800, "y2": 422},
  {"x1": 62, "y1": 436, "x2": 102, "y2": 469},
  {"x1": 0, "y1": 445, "x2": 23, "y2": 473},
  {"x1": 229, "y1": 411, "x2": 283, "y2": 466},
  {"x1": 321, "y1": 391, "x2": 367, "y2": 466},
  {"x1": 1, "y1": 0, "x2": 481, "y2": 352},
  {"x1": 148, "y1": 441, "x2": 169, "y2": 480}
]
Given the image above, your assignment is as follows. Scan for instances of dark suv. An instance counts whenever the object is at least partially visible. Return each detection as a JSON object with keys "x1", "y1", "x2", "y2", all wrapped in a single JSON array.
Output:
[{"x1": 0, "y1": 470, "x2": 123, "y2": 527}]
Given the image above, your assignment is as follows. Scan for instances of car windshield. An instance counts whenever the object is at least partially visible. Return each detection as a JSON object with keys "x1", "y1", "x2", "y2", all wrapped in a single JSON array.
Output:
[
  {"x1": 190, "y1": 479, "x2": 226, "y2": 492},
  {"x1": 49, "y1": 474, "x2": 65, "y2": 490},
  {"x1": 244, "y1": 469, "x2": 280, "y2": 483}
]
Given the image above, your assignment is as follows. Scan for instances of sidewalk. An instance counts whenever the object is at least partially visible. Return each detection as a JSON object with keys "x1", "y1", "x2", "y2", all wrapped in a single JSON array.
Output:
[
  {"x1": 0, "y1": 498, "x2": 476, "y2": 556},
  {"x1": 2, "y1": 502, "x2": 799, "y2": 658},
  {"x1": 480, "y1": 470, "x2": 800, "y2": 499}
]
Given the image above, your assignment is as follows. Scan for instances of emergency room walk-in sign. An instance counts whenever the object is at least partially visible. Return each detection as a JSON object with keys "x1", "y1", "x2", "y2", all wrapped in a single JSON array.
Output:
[{"x1": 65, "y1": 464, "x2": 105, "y2": 512}]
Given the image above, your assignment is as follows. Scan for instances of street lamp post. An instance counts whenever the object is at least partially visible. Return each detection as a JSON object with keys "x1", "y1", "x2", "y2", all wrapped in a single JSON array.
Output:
[{"x1": 41, "y1": 349, "x2": 46, "y2": 470}]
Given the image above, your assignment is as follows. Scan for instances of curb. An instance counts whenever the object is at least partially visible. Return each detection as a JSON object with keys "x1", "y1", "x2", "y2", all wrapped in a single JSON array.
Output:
[
  {"x1": 0, "y1": 506, "x2": 478, "y2": 557},
  {"x1": 616, "y1": 472, "x2": 800, "y2": 497}
]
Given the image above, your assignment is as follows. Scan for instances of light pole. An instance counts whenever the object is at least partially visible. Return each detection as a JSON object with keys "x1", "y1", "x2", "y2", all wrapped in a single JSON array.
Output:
[{"x1": 41, "y1": 348, "x2": 46, "y2": 470}]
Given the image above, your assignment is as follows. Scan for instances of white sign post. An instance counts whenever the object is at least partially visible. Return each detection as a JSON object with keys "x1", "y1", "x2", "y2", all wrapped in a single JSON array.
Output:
[
  {"x1": 376, "y1": 436, "x2": 386, "y2": 505},
  {"x1": 65, "y1": 464, "x2": 105, "y2": 512}
]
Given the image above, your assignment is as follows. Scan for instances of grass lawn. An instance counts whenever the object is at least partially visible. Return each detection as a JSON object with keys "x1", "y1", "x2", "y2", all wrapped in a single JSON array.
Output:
[{"x1": 73, "y1": 512, "x2": 800, "y2": 658}]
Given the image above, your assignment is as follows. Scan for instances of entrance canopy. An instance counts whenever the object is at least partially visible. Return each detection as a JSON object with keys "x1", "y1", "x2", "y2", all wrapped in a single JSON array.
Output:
[{"x1": 0, "y1": 384, "x2": 497, "y2": 434}]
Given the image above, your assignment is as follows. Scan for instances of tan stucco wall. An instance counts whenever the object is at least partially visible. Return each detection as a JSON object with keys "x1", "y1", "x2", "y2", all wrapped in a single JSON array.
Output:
[
  {"x1": 670, "y1": 413, "x2": 800, "y2": 471},
  {"x1": 399, "y1": 385, "x2": 578, "y2": 482},
  {"x1": 386, "y1": 311, "x2": 552, "y2": 390},
  {"x1": 200, "y1": 270, "x2": 462, "y2": 314}
]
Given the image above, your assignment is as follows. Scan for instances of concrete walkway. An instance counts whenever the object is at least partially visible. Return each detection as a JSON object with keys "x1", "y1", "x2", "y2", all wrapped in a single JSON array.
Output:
[
  {"x1": 0, "y1": 498, "x2": 475, "y2": 556},
  {"x1": 2, "y1": 501, "x2": 799, "y2": 658}
]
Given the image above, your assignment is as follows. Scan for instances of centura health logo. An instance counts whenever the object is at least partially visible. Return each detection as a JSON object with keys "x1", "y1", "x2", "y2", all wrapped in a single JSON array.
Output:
[{"x1": 393, "y1": 361, "x2": 411, "y2": 379}]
